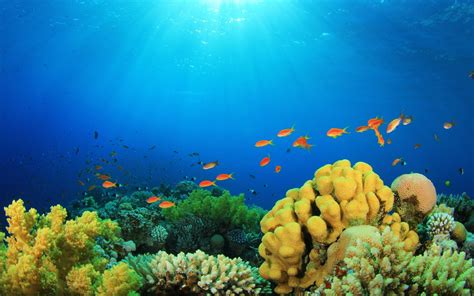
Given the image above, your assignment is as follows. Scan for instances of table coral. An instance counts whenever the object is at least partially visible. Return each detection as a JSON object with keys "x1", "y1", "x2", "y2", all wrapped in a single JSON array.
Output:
[
  {"x1": 0, "y1": 199, "x2": 140, "y2": 295},
  {"x1": 258, "y1": 160, "x2": 419, "y2": 294},
  {"x1": 124, "y1": 249, "x2": 271, "y2": 295}
]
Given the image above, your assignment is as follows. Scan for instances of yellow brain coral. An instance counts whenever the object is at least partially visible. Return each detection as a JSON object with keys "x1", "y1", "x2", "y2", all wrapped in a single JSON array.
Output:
[
  {"x1": 259, "y1": 160, "x2": 419, "y2": 294},
  {"x1": 391, "y1": 173, "x2": 437, "y2": 214}
]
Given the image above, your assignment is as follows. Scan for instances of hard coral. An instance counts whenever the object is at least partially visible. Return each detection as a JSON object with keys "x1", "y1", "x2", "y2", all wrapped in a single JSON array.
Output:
[
  {"x1": 391, "y1": 173, "x2": 437, "y2": 215},
  {"x1": 125, "y1": 250, "x2": 271, "y2": 295},
  {"x1": 258, "y1": 160, "x2": 418, "y2": 294}
]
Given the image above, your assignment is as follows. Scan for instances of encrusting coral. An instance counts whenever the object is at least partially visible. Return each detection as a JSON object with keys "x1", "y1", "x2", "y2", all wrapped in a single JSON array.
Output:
[
  {"x1": 0, "y1": 199, "x2": 141, "y2": 295},
  {"x1": 258, "y1": 160, "x2": 420, "y2": 294},
  {"x1": 124, "y1": 249, "x2": 271, "y2": 295}
]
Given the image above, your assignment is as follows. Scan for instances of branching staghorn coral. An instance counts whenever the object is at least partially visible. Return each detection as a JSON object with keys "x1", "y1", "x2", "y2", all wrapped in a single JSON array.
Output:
[
  {"x1": 124, "y1": 249, "x2": 271, "y2": 295},
  {"x1": 315, "y1": 227, "x2": 473, "y2": 296},
  {"x1": 0, "y1": 199, "x2": 141, "y2": 295}
]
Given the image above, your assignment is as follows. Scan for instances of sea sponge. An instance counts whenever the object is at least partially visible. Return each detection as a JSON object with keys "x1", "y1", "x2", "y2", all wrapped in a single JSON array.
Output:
[
  {"x1": 452, "y1": 221, "x2": 467, "y2": 243},
  {"x1": 259, "y1": 160, "x2": 418, "y2": 294},
  {"x1": 391, "y1": 173, "x2": 437, "y2": 215}
]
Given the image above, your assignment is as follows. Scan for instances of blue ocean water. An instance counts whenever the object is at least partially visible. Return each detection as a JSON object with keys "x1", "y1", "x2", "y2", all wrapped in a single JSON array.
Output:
[{"x1": 0, "y1": 0, "x2": 472, "y2": 215}]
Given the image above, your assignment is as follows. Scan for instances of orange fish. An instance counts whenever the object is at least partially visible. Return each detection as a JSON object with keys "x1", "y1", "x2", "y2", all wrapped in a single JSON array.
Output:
[
  {"x1": 260, "y1": 155, "x2": 271, "y2": 167},
  {"x1": 275, "y1": 165, "x2": 281, "y2": 173},
  {"x1": 356, "y1": 126, "x2": 370, "y2": 133},
  {"x1": 202, "y1": 161, "x2": 219, "y2": 170},
  {"x1": 293, "y1": 135, "x2": 310, "y2": 147},
  {"x1": 277, "y1": 126, "x2": 295, "y2": 137},
  {"x1": 326, "y1": 127, "x2": 349, "y2": 138},
  {"x1": 95, "y1": 165, "x2": 103, "y2": 170},
  {"x1": 386, "y1": 116, "x2": 402, "y2": 133},
  {"x1": 159, "y1": 201, "x2": 175, "y2": 209},
  {"x1": 146, "y1": 196, "x2": 161, "y2": 204},
  {"x1": 368, "y1": 117, "x2": 384, "y2": 129},
  {"x1": 102, "y1": 181, "x2": 117, "y2": 188},
  {"x1": 255, "y1": 140, "x2": 274, "y2": 147},
  {"x1": 443, "y1": 121, "x2": 454, "y2": 129},
  {"x1": 216, "y1": 173, "x2": 234, "y2": 181},
  {"x1": 392, "y1": 158, "x2": 403, "y2": 166},
  {"x1": 199, "y1": 180, "x2": 217, "y2": 187},
  {"x1": 96, "y1": 174, "x2": 111, "y2": 181},
  {"x1": 78, "y1": 180, "x2": 85, "y2": 186},
  {"x1": 387, "y1": 138, "x2": 392, "y2": 145},
  {"x1": 87, "y1": 185, "x2": 96, "y2": 191},
  {"x1": 373, "y1": 128, "x2": 385, "y2": 147},
  {"x1": 414, "y1": 143, "x2": 421, "y2": 149},
  {"x1": 402, "y1": 116, "x2": 413, "y2": 126}
]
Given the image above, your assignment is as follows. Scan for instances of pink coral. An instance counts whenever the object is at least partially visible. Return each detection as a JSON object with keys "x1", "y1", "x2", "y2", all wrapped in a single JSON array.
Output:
[{"x1": 391, "y1": 173, "x2": 436, "y2": 214}]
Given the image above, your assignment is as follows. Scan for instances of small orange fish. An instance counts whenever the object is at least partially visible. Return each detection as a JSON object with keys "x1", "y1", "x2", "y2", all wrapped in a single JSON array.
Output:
[
  {"x1": 392, "y1": 158, "x2": 403, "y2": 166},
  {"x1": 96, "y1": 174, "x2": 111, "y2": 181},
  {"x1": 260, "y1": 155, "x2": 271, "y2": 167},
  {"x1": 414, "y1": 143, "x2": 421, "y2": 149},
  {"x1": 293, "y1": 135, "x2": 310, "y2": 147},
  {"x1": 216, "y1": 173, "x2": 234, "y2": 181},
  {"x1": 402, "y1": 116, "x2": 413, "y2": 126},
  {"x1": 277, "y1": 126, "x2": 295, "y2": 137},
  {"x1": 373, "y1": 128, "x2": 385, "y2": 147},
  {"x1": 78, "y1": 180, "x2": 85, "y2": 186},
  {"x1": 202, "y1": 161, "x2": 219, "y2": 170},
  {"x1": 102, "y1": 181, "x2": 117, "y2": 188},
  {"x1": 146, "y1": 196, "x2": 161, "y2": 204},
  {"x1": 443, "y1": 121, "x2": 454, "y2": 129},
  {"x1": 87, "y1": 185, "x2": 96, "y2": 191},
  {"x1": 356, "y1": 126, "x2": 370, "y2": 133},
  {"x1": 327, "y1": 127, "x2": 349, "y2": 138},
  {"x1": 275, "y1": 165, "x2": 281, "y2": 173},
  {"x1": 159, "y1": 201, "x2": 175, "y2": 209},
  {"x1": 387, "y1": 138, "x2": 392, "y2": 145},
  {"x1": 368, "y1": 117, "x2": 384, "y2": 129},
  {"x1": 95, "y1": 165, "x2": 103, "y2": 170},
  {"x1": 199, "y1": 180, "x2": 217, "y2": 187},
  {"x1": 255, "y1": 140, "x2": 274, "y2": 147},
  {"x1": 386, "y1": 116, "x2": 402, "y2": 133}
]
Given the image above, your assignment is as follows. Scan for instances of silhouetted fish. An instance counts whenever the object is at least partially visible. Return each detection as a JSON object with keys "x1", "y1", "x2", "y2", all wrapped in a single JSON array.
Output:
[{"x1": 94, "y1": 131, "x2": 99, "y2": 139}]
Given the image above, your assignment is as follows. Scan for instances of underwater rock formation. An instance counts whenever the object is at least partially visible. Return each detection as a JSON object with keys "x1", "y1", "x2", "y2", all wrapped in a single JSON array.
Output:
[{"x1": 258, "y1": 160, "x2": 419, "y2": 294}]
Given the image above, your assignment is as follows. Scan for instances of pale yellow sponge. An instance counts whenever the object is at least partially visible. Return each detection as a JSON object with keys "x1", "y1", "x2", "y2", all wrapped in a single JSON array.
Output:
[{"x1": 391, "y1": 173, "x2": 436, "y2": 214}]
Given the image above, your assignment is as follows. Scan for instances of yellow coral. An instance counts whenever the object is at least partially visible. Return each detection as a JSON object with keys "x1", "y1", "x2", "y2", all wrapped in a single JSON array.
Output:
[
  {"x1": 0, "y1": 199, "x2": 123, "y2": 295},
  {"x1": 66, "y1": 264, "x2": 100, "y2": 296},
  {"x1": 259, "y1": 160, "x2": 419, "y2": 294}
]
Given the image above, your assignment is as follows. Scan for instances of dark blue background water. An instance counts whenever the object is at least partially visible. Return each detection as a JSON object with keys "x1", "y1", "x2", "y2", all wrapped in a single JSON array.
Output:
[{"x1": 1, "y1": 0, "x2": 473, "y2": 215}]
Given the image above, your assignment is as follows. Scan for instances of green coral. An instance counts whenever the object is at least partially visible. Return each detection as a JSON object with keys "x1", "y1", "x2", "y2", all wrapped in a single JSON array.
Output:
[
  {"x1": 319, "y1": 227, "x2": 474, "y2": 295},
  {"x1": 163, "y1": 189, "x2": 266, "y2": 232}
]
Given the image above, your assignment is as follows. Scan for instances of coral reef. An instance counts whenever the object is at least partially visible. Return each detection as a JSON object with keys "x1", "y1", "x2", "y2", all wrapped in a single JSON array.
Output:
[
  {"x1": 258, "y1": 160, "x2": 419, "y2": 294},
  {"x1": 163, "y1": 189, "x2": 265, "y2": 233},
  {"x1": 426, "y1": 212, "x2": 455, "y2": 238},
  {"x1": 391, "y1": 173, "x2": 437, "y2": 228},
  {"x1": 124, "y1": 250, "x2": 272, "y2": 295},
  {"x1": 437, "y1": 192, "x2": 474, "y2": 232},
  {"x1": 316, "y1": 227, "x2": 474, "y2": 296},
  {"x1": 0, "y1": 199, "x2": 140, "y2": 295}
]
